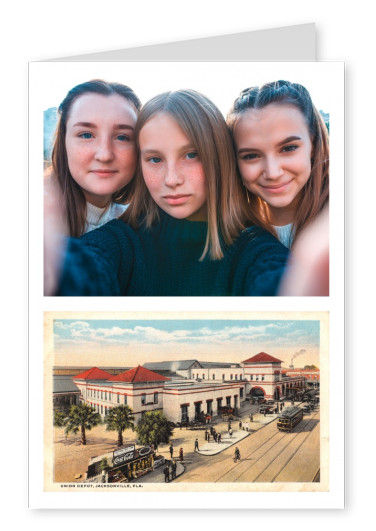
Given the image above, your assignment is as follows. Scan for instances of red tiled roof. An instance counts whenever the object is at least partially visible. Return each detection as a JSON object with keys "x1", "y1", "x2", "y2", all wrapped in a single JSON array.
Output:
[
  {"x1": 242, "y1": 352, "x2": 282, "y2": 364},
  {"x1": 73, "y1": 367, "x2": 112, "y2": 380},
  {"x1": 107, "y1": 365, "x2": 170, "y2": 383}
]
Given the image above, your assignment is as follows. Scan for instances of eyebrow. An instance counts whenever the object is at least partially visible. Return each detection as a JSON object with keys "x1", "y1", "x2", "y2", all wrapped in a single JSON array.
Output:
[
  {"x1": 72, "y1": 121, "x2": 134, "y2": 130},
  {"x1": 237, "y1": 135, "x2": 302, "y2": 154},
  {"x1": 141, "y1": 144, "x2": 195, "y2": 155}
]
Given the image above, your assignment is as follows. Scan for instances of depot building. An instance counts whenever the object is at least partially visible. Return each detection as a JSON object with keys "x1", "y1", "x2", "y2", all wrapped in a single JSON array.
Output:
[{"x1": 71, "y1": 352, "x2": 307, "y2": 423}]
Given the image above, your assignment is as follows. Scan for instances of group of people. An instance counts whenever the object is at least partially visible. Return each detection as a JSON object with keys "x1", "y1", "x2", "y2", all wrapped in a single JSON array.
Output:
[
  {"x1": 204, "y1": 426, "x2": 222, "y2": 443},
  {"x1": 44, "y1": 77, "x2": 329, "y2": 296}
]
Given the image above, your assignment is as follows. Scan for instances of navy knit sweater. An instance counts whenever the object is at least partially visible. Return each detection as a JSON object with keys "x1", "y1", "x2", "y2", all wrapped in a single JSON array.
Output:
[{"x1": 58, "y1": 211, "x2": 289, "y2": 296}]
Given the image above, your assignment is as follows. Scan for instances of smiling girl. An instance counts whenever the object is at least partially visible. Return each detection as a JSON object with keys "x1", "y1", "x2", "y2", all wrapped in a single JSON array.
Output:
[
  {"x1": 50, "y1": 89, "x2": 289, "y2": 296},
  {"x1": 227, "y1": 80, "x2": 329, "y2": 248},
  {"x1": 50, "y1": 79, "x2": 141, "y2": 237}
]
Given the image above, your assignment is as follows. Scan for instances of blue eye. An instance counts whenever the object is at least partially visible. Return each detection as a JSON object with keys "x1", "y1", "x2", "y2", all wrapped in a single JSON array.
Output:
[
  {"x1": 79, "y1": 132, "x2": 93, "y2": 139},
  {"x1": 186, "y1": 152, "x2": 197, "y2": 159},
  {"x1": 116, "y1": 134, "x2": 130, "y2": 142},
  {"x1": 282, "y1": 145, "x2": 298, "y2": 152},
  {"x1": 149, "y1": 156, "x2": 162, "y2": 164}
]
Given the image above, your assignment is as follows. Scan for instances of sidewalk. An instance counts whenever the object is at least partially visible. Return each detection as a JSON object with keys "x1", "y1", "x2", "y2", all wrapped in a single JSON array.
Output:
[{"x1": 195, "y1": 429, "x2": 250, "y2": 456}]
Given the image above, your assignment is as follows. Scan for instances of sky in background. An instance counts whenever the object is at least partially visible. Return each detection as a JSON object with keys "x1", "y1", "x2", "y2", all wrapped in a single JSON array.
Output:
[
  {"x1": 40, "y1": 61, "x2": 335, "y2": 117},
  {"x1": 53, "y1": 318, "x2": 321, "y2": 368}
]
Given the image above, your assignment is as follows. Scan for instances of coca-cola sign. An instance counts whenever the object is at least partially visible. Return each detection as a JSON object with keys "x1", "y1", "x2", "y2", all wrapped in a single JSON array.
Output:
[
  {"x1": 113, "y1": 445, "x2": 135, "y2": 458},
  {"x1": 113, "y1": 450, "x2": 135, "y2": 466}
]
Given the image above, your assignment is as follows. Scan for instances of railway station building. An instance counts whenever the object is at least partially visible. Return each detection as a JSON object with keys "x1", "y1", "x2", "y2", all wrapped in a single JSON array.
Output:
[{"x1": 70, "y1": 352, "x2": 307, "y2": 423}]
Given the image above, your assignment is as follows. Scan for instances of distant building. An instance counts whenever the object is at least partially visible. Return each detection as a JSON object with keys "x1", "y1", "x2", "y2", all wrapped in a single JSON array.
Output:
[{"x1": 282, "y1": 367, "x2": 320, "y2": 388}]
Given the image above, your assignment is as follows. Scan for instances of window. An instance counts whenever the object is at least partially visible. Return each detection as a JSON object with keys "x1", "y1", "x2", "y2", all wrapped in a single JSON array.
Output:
[
  {"x1": 105, "y1": 392, "x2": 107, "y2": 401},
  {"x1": 240, "y1": 375, "x2": 243, "y2": 380},
  {"x1": 262, "y1": 376, "x2": 265, "y2": 381},
  {"x1": 235, "y1": 374, "x2": 238, "y2": 380},
  {"x1": 212, "y1": 374, "x2": 215, "y2": 380},
  {"x1": 250, "y1": 375, "x2": 253, "y2": 381},
  {"x1": 222, "y1": 374, "x2": 225, "y2": 381},
  {"x1": 240, "y1": 388, "x2": 244, "y2": 398},
  {"x1": 202, "y1": 374, "x2": 205, "y2": 379},
  {"x1": 230, "y1": 374, "x2": 233, "y2": 380},
  {"x1": 117, "y1": 394, "x2": 120, "y2": 403},
  {"x1": 124, "y1": 395, "x2": 127, "y2": 405},
  {"x1": 141, "y1": 394, "x2": 146, "y2": 405},
  {"x1": 154, "y1": 392, "x2": 158, "y2": 404},
  {"x1": 101, "y1": 391, "x2": 103, "y2": 399}
]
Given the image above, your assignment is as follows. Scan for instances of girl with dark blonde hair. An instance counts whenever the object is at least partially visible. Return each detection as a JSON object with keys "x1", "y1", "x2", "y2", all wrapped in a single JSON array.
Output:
[
  {"x1": 50, "y1": 89, "x2": 288, "y2": 296},
  {"x1": 227, "y1": 80, "x2": 329, "y2": 249}
]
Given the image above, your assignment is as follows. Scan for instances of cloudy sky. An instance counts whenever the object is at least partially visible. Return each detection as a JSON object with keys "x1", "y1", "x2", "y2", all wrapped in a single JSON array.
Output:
[{"x1": 52, "y1": 317, "x2": 322, "y2": 368}]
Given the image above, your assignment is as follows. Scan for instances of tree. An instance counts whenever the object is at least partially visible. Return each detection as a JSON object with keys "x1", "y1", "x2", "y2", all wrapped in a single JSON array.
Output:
[
  {"x1": 135, "y1": 411, "x2": 174, "y2": 449},
  {"x1": 104, "y1": 405, "x2": 135, "y2": 447},
  {"x1": 63, "y1": 403, "x2": 101, "y2": 445},
  {"x1": 53, "y1": 409, "x2": 66, "y2": 427}
]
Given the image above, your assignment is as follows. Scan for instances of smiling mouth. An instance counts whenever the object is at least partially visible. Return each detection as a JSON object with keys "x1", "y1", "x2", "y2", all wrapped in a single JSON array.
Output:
[
  {"x1": 91, "y1": 170, "x2": 118, "y2": 177},
  {"x1": 261, "y1": 180, "x2": 293, "y2": 193}
]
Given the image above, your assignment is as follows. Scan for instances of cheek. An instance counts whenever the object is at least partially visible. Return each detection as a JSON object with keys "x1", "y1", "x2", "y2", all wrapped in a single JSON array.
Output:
[
  {"x1": 142, "y1": 164, "x2": 163, "y2": 193},
  {"x1": 182, "y1": 163, "x2": 206, "y2": 190},
  {"x1": 238, "y1": 162, "x2": 258, "y2": 185},
  {"x1": 119, "y1": 148, "x2": 137, "y2": 174},
  {"x1": 66, "y1": 142, "x2": 91, "y2": 171}
]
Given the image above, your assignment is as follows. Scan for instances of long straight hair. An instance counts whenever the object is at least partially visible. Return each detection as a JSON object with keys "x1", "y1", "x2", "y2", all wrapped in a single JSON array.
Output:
[
  {"x1": 51, "y1": 79, "x2": 141, "y2": 237},
  {"x1": 122, "y1": 89, "x2": 252, "y2": 260},
  {"x1": 227, "y1": 80, "x2": 329, "y2": 245}
]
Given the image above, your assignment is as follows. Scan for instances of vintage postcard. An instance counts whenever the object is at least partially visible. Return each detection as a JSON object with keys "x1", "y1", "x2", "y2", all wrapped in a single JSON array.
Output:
[{"x1": 40, "y1": 311, "x2": 337, "y2": 508}]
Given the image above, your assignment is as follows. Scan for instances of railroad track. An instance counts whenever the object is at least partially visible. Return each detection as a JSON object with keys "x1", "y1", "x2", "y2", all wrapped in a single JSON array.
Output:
[{"x1": 215, "y1": 409, "x2": 320, "y2": 483}]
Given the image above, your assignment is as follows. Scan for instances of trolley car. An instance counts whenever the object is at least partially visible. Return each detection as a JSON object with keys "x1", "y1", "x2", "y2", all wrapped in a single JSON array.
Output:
[{"x1": 277, "y1": 406, "x2": 303, "y2": 432}]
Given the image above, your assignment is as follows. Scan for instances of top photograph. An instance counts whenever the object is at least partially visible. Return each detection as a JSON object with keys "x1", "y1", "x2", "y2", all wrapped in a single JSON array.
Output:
[{"x1": 33, "y1": 61, "x2": 343, "y2": 297}]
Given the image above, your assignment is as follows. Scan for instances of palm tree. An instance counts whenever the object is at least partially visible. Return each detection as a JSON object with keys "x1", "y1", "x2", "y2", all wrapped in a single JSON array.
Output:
[
  {"x1": 104, "y1": 405, "x2": 135, "y2": 447},
  {"x1": 63, "y1": 403, "x2": 101, "y2": 445},
  {"x1": 135, "y1": 411, "x2": 174, "y2": 449}
]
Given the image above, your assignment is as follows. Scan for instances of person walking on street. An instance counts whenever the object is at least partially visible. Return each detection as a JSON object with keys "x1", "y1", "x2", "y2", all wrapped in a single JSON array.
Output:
[
  {"x1": 179, "y1": 447, "x2": 184, "y2": 462},
  {"x1": 218, "y1": 433, "x2": 221, "y2": 443},
  {"x1": 234, "y1": 447, "x2": 241, "y2": 462},
  {"x1": 239, "y1": 420, "x2": 242, "y2": 430},
  {"x1": 169, "y1": 444, "x2": 173, "y2": 458},
  {"x1": 207, "y1": 432, "x2": 210, "y2": 443},
  {"x1": 163, "y1": 465, "x2": 170, "y2": 482},
  {"x1": 250, "y1": 413, "x2": 253, "y2": 422},
  {"x1": 194, "y1": 438, "x2": 199, "y2": 452},
  {"x1": 229, "y1": 427, "x2": 233, "y2": 438},
  {"x1": 171, "y1": 460, "x2": 177, "y2": 480},
  {"x1": 205, "y1": 429, "x2": 208, "y2": 441}
]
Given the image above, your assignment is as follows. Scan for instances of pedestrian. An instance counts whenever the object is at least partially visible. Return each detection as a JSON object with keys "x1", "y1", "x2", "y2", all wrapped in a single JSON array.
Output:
[
  {"x1": 179, "y1": 447, "x2": 184, "y2": 462},
  {"x1": 218, "y1": 433, "x2": 221, "y2": 443},
  {"x1": 207, "y1": 432, "x2": 210, "y2": 443},
  {"x1": 194, "y1": 438, "x2": 199, "y2": 452},
  {"x1": 163, "y1": 465, "x2": 170, "y2": 483},
  {"x1": 171, "y1": 460, "x2": 177, "y2": 480},
  {"x1": 169, "y1": 444, "x2": 173, "y2": 458},
  {"x1": 205, "y1": 429, "x2": 208, "y2": 441},
  {"x1": 239, "y1": 420, "x2": 242, "y2": 430},
  {"x1": 213, "y1": 430, "x2": 217, "y2": 442},
  {"x1": 234, "y1": 447, "x2": 241, "y2": 462},
  {"x1": 210, "y1": 426, "x2": 214, "y2": 436},
  {"x1": 250, "y1": 413, "x2": 253, "y2": 422},
  {"x1": 229, "y1": 427, "x2": 233, "y2": 438},
  {"x1": 228, "y1": 420, "x2": 231, "y2": 431}
]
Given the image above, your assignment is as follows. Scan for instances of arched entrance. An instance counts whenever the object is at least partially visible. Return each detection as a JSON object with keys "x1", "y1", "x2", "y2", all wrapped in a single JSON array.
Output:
[{"x1": 250, "y1": 387, "x2": 265, "y2": 398}]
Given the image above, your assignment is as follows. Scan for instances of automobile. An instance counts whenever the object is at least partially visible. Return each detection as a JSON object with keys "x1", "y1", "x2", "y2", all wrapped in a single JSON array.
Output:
[
  {"x1": 259, "y1": 405, "x2": 274, "y2": 414},
  {"x1": 302, "y1": 405, "x2": 311, "y2": 414},
  {"x1": 266, "y1": 400, "x2": 275, "y2": 405}
]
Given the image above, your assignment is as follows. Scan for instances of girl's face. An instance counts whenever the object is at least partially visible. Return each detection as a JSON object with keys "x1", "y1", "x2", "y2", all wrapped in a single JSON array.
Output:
[
  {"x1": 234, "y1": 103, "x2": 312, "y2": 225},
  {"x1": 139, "y1": 112, "x2": 207, "y2": 221},
  {"x1": 65, "y1": 93, "x2": 138, "y2": 208}
]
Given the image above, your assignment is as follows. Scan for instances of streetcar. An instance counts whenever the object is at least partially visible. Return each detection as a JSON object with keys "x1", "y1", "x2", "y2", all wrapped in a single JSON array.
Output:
[{"x1": 277, "y1": 406, "x2": 303, "y2": 432}]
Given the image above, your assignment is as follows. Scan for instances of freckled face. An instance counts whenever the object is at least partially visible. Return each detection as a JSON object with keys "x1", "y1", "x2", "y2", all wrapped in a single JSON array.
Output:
[
  {"x1": 234, "y1": 104, "x2": 312, "y2": 225},
  {"x1": 65, "y1": 93, "x2": 137, "y2": 208},
  {"x1": 139, "y1": 113, "x2": 207, "y2": 221}
]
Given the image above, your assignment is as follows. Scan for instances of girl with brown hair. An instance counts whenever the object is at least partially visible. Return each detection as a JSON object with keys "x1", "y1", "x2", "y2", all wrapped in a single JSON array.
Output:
[
  {"x1": 227, "y1": 80, "x2": 329, "y2": 249},
  {"x1": 50, "y1": 79, "x2": 141, "y2": 237}
]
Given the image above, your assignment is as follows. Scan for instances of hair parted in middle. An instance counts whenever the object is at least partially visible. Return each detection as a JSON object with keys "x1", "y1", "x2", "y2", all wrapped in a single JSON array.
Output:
[
  {"x1": 227, "y1": 79, "x2": 329, "y2": 245},
  {"x1": 122, "y1": 89, "x2": 254, "y2": 260}
]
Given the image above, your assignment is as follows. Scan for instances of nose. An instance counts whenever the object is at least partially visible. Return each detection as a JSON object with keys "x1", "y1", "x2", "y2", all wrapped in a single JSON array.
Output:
[
  {"x1": 164, "y1": 161, "x2": 183, "y2": 187},
  {"x1": 264, "y1": 156, "x2": 284, "y2": 180},
  {"x1": 94, "y1": 137, "x2": 114, "y2": 162}
]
